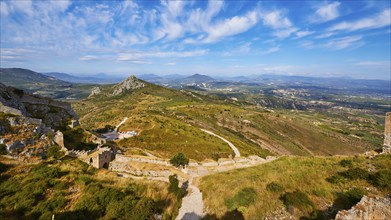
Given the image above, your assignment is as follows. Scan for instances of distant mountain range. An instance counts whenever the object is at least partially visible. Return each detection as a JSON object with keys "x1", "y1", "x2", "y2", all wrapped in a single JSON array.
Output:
[
  {"x1": 43, "y1": 72, "x2": 124, "y2": 84},
  {"x1": 0, "y1": 68, "x2": 71, "y2": 87}
]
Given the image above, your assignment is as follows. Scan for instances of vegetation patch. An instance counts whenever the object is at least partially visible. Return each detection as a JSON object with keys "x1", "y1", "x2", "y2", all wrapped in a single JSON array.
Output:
[
  {"x1": 224, "y1": 187, "x2": 257, "y2": 212},
  {"x1": 281, "y1": 190, "x2": 315, "y2": 215},
  {"x1": 266, "y1": 182, "x2": 284, "y2": 193},
  {"x1": 170, "y1": 152, "x2": 189, "y2": 168}
]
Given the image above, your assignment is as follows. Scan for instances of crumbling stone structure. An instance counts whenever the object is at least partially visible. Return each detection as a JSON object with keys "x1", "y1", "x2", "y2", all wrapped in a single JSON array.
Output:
[
  {"x1": 88, "y1": 147, "x2": 113, "y2": 169},
  {"x1": 335, "y1": 195, "x2": 391, "y2": 220},
  {"x1": 383, "y1": 112, "x2": 391, "y2": 154}
]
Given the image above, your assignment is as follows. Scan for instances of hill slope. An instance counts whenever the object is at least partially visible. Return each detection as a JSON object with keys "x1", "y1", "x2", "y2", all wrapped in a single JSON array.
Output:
[
  {"x1": 73, "y1": 76, "x2": 374, "y2": 161},
  {"x1": 0, "y1": 68, "x2": 95, "y2": 99}
]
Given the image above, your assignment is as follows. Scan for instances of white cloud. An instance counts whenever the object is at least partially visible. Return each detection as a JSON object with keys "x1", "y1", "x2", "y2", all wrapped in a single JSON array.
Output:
[
  {"x1": 263, "y1": 10, "x2": 292, "y2": 29},
  {"x1": 0, "y1": 1, "x2": 9, "y2": 17},
  {"x1": 295, "y1": 30, "x2": 314, "y2": 38},
  {"x1": 116, "y1": 49, "x2": 208, "y2": 60},
  {"x1": 328, "y1": 8, "x2": 391, "y2": 32},
  {"x1": 273, "y1": 27, "x2": 298, "y2": 38},
  {"x1": 261, "y1": 9, "x2": 297, "y2": 39},
  {"x1": 165, "y1": 62, "x2": 176, "y2": 66},
  {"x1": 80, "y1": 55, "x2": 99, "y2": 61},
  {"x1": 311, "y1": 2, "x2": 340, "y2": 23},
  {"x1": 261, "y1": 46, "x2": 280, "y2": 55},
  {"x1": 204, "y1": 10, "x2": 259, "y2": 43},
  {"x1": 323, "y1": 36, "x2": 364, "y2": 50},
  {"x1": 354, "y1": 61, "x2": 390, "y2": 66}
]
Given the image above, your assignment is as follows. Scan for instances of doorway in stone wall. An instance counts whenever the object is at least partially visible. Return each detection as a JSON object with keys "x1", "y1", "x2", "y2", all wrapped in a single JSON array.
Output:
[{"x1": 103, "y1": 162, "x2": 109, "y2": 169}]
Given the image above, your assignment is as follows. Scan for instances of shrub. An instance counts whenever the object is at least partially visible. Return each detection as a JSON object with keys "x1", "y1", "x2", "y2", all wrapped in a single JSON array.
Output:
[
  {"x1": 339, "y1": 168, "x2": 370, "y2": 180},
  {"x1": 281, "y1": 191, "x2": 315, "y2": 214},
  {"x1": 47, "y1": 145, "x2": 64, "y2": 159},
  {"x1": 326, "y1": 174, "x2": 346, "y2": 184},
  {"x1": 370, "y1": 170, "x2": 391, "y2": 190},
  {"x1": 334, "y1": 188, "x2": 366, "y2": 210},
  {"x1": 168, "y1": 175, "x2": 186, "y2": 199},
  {"x1": 266, "y1": 182, "x2": 284, "y2": 192},
  {"x1": 0, "y1": 144, "x2": 7, "y2": 155},
  {"x1": 170, "y1": 153, "x2": 189, "y2": 168},
  {"x1": 225, "y1": 187, "x2": 257, "y2": 211},
  {"x1": 339, "y1": 159, "x2": 353, "y2": 167}
]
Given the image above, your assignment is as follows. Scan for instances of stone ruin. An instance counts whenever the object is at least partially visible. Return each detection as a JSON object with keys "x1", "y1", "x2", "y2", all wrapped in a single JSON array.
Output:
[
  {"x1": 383, "y1": 112, "x2": 391, "y2": 154},
  {"x1": 335, "y1": 195, "x2": 391, "y2": 220},
  {"x1": 68, "y1": 147, "x2": 114, "y2": 169}
]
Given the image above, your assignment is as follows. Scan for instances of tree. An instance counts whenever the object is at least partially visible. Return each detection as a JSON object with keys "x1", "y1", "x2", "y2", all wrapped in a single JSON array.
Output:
[
  {"x1": 169, "y1": 152, "x2": 189, "y2": 168},
  {"x1": 47, "y1": 145, "x2": 64, "y2": 159}
]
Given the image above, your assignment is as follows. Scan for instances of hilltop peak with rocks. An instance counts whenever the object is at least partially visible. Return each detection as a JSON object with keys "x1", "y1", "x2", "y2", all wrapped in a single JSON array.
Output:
[{"x1": 111, "y1": 75, "x2": 145, "y2": 96}]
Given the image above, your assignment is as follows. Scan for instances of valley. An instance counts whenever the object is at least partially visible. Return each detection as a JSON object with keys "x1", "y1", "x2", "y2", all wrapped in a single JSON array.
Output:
[{"x1": 1, "y1": 68, "x2": 390, "y2": 220}]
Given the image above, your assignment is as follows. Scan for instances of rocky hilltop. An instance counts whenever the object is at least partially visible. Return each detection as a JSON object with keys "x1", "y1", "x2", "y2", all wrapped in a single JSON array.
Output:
[
  {"x1": 87, "y1": 75, "x2": 146, "y2": 98},
  {"x1": 111, "y1": 75, "x2": 145, "y2": 96},
  {"x1": 0, "y1": 83, "x2": 78, "y2": 128}
]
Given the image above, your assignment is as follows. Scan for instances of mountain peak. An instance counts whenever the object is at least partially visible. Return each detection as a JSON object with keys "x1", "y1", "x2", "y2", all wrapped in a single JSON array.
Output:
[{"x1": 112, "y1": 75, "x2": 145, "y2": 96}]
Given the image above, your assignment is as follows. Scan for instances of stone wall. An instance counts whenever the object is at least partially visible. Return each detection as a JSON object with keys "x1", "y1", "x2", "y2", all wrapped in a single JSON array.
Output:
[{"x1": 335, "y1": 195, "x2": 391, "y2": 220}]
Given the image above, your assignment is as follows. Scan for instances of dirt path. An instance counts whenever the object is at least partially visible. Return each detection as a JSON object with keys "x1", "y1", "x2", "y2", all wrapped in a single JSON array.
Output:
[
  {"x1": 115, "y1": 117, "x2": 128, "y2": 131},
  {"x1": 175, "y1": 179, "x2": 204, "y2": 220},
  {"x1": 201, "y1": 129, "x2": 241, "y2": 157}
]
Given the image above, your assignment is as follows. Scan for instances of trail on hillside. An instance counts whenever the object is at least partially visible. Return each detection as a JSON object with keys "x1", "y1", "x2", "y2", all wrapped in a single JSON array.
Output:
[
  {"x1": 200, "y1": 129, "x2": 241, "y2": 157},
  {"x1": 115, "y1": 117, "x2": 128, "y2": 131},
  {"x1": 175, "y1": 179, "x2": 204, "y2": 220}
]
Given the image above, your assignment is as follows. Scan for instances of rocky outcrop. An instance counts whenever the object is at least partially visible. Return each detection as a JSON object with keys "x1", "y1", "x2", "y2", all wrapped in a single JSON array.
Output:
[
  {"x1": 0, "y1": 83, "x2": 78, "y2": 128},
  {"x1": 335, "y1": 195, "x2": 391, "y2": 220},
  {"x1": 88, "y1": 87, "x2": 101, "y2": 98},
  {"x1": 111, "y1": 75, "x2": 145, "y2": 96}
]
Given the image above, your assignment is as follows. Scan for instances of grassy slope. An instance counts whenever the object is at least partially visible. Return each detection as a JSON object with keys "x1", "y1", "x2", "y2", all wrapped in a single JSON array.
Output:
[
  {"x1": 73, "y1": 80, "x2": 379, "y2": 161},
  {"x1": 199, "y1": 155, "x2": 391, "y2": 219},
  {"x1": 0, "y1": 156, "x2": 180, "y2": 220}
]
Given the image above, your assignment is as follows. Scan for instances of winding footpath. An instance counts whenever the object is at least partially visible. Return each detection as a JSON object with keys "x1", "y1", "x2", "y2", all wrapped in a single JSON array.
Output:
[
  {"x1": 175, "y1": 179, "x2": 204, "y2": 220},
  {"x1": 115, "y1": 117, "x2": 128, "y2": 131},
  {"x1": 177, "y1": 129, "x2": 242, "y2": 220},
  {"x1": 200, "y1": 129, "x2": 241, "y2": 157}
]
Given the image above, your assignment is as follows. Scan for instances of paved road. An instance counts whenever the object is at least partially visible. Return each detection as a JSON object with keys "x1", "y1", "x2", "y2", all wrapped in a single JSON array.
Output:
[{"x1": 200, "y1": 129, "x2": 241, "y2": 157}]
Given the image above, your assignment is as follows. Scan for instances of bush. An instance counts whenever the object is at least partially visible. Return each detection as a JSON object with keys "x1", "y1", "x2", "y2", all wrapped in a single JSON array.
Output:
[
  {"x1": 225, "y1": 187, "x2": 257, "y2": 211},
  {"x1": 266, "y1": 182, "x2": 284, "y2": 192},
  {"x1": 281, "y1": 191, "x2": 315, "y2": 214},
  {"x1": 170, "y1": 153, "x2": 189, "y2": 168},
  {"x1": 168, "y1": 175, "x2": 186, "y2": 199},
  {"x1": 0, "y1": 144, "x2": 7, "y2": 155},
  {"x1": 47, "y1": 145, "x2": 64, "y2": 159},
  {"x1": 370, "y1": 170, "x2": 391, "y2": 190},
  {"x1": 339, "y1": 168, "x2": 370, "y2": 180},
  {"x1": 326, "y1": 174, "x2": 346, "y2": 184},
  {"x1": 339, "y1": 159, "x2": 353, "y2": 167},
  {"x1": 334, "y1": 188, "x2": 366, "y2": 210}
]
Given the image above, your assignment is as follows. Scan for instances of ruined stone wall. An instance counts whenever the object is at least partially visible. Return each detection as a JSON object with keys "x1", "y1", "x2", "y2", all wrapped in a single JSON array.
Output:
[
  {"x1": 384, "y1": 112, "x2": 391, "y2": 153},
  {"x1": 97, "y1": 150, "x2": 112, "y2": 168},
  {"x1": 335, "y1": 195, "x2": 391, "y2": 220}
]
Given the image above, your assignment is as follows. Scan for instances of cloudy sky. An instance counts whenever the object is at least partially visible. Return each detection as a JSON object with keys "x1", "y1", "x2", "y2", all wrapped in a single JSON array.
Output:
[{"x1": 1, "y1": 0, "x2": 390, "y2": 79}]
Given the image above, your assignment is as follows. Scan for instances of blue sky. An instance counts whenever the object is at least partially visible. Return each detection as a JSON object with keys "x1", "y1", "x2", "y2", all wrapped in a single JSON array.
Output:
[{"x1": 0, "y1": 0, "x2": 390, "y2": 79}]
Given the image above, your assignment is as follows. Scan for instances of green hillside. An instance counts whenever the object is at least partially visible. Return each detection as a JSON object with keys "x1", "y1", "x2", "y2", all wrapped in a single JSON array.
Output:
[
  {"x1": 0, "y1": 68, "x2": 94, "y2": 99},
  {"x1": 199, "y1": 155, "x2": 391, "y2": 219},
  {"x1": 0, "y1": 156, "x2": 180, "y2": 219},
  {"x1": 73, "y1": 76, "x2": 378, "y2": 161}
]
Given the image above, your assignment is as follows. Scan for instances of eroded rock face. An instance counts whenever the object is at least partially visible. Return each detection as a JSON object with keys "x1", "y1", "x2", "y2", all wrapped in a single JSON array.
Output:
[
  {"x1": 88, "y1": 86, "x2": 101, "y2": 98},
  {"x1": 111, "y1": 75, "x2": 145, "y2": 96},
  {"x1": 0, "y1": 83, "x2": 78, "y2": 128},
  {"x1": 335, "y1": 195, "x2": 391, "y2": 220}
]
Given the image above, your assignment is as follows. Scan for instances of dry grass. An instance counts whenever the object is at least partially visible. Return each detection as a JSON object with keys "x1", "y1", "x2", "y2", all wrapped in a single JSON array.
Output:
[{"x1": 199, "y1": 155, "x2": 391, "y2": 219}]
